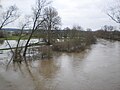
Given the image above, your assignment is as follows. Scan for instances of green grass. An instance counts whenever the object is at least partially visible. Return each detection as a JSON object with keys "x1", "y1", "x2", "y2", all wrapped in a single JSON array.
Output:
[
  {"x1": 7, "y1": 36, "x2": 19, "y2": 40},
  {"x1": 0, "y1": 38, "x2": 5, "y2": 40},
  {"x1": 0, "y1": 35, "x2": 37, "y2": 40},
  {"x1": 0, "y1": 36, "x2": 20, "y2": 40}
]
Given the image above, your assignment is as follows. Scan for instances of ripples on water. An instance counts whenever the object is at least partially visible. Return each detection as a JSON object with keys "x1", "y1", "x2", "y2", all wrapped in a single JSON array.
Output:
[{"x1": 0, "y1": 39, "x2": 120, "y2": 90}]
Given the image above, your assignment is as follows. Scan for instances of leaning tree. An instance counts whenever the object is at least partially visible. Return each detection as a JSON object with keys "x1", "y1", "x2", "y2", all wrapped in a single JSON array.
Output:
[{"x1": 23, "y1": 0, "x2": 51, "y2": 56}]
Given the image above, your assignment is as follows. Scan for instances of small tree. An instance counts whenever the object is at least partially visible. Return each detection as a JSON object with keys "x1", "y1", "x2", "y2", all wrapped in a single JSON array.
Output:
[{"x1": 102, "y1": 25, "x2": 114, "y2": 31}]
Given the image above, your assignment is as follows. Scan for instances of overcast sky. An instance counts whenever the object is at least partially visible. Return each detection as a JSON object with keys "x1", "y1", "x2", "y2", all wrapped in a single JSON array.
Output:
[{"x1": 0, "y1": 0, "x2": 118, "y2": 30}]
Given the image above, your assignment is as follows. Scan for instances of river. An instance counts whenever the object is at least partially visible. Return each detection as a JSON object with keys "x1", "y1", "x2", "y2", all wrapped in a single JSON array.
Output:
[{"x1": 0, "y1": 39, "x2": 120, "y2": 90}]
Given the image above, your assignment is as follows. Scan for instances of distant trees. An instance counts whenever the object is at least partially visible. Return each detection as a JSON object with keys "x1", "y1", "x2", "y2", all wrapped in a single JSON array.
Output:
[
  {"x1": 95, "y1": 25, "x2": 120, "y2": 40},
  {"x1": 102, "y1": 25, "x2": 114, "y2": 31},
  {"x1": 72, "y1": 25, "x2": 84, "y2": 31},
  {"x1": 63, "y1": 27, "x2": 70, "y2": 30},
  {"x1": 86, "y1": 28, "x2": 92, "y2": 31}
]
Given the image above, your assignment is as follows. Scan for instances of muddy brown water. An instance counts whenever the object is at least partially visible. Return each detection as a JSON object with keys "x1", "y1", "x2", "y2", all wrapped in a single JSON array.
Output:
[{"x1": 0, "y1": 39, "x2": 120, "y2": 90}]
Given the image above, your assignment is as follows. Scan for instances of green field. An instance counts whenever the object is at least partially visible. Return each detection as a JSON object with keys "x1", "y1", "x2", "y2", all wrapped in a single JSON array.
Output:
[{"x1": 0, "y1": 35, "x2": 37, "y2": 40}]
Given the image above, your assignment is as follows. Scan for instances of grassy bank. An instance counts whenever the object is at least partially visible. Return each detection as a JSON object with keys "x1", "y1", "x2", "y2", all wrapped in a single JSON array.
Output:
[{"x1": 0, "y1": 35, "x2": 37, "y2": 40}]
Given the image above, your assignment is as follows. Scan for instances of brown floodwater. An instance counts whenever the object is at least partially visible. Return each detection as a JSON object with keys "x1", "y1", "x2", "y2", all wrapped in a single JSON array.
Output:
[{"x1": 0, "y1": 39, "x2": 120, "y2": 90}]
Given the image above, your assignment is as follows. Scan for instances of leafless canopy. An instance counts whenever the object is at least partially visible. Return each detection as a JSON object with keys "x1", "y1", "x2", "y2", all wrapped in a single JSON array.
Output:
[
  {"x1": 31, "y1": 0, "x2": 51, "y2": 30},
  {"x1": 107, "y1": 0, "x2": 120, "y2": 23},
  {"x1": 23, "y1": 0, "x2": 51, "y2": 56},
  {"x1": 41, "y1": 6, "x2": 61, "y2": 45},
  {"x1": 42, "y1": 6, "x2": 61, "y2": 30},
  {"x1": 0, "y1": 5, "x2": 19, "y2": 30}
]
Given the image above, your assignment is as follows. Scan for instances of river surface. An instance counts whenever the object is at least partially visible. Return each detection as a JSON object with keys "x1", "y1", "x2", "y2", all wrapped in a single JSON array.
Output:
[
  {"x1": 0, "y1": 39, "x2": 41, "y2": 49},
  {"x1": 0, "y1": 39, "x2": 120, "y2": 90}
]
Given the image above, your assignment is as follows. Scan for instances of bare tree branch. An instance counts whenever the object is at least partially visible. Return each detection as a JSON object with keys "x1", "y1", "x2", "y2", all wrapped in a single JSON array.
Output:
[
  {"x1": 23, "y1": 0, "x2": 51, "y2": 56},
  {"x1": 42, "y1": 6, "x2": 61, "y2": 45},
  {"x1": 106, "y1": 0, "x2": 120, "y2": 24},
  {"x1": 0, "y1": 5, "x2": 19, "y2": 30},
  {"x1": 107, "y1": 13, "x2": 119, "y2": 23}
]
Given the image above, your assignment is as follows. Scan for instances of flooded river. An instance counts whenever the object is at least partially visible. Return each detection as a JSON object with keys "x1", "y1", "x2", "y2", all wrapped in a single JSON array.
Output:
[
  {"x1": 0, "y1": 39, "x2": 40, "y2": 49},
  {"x1": 0, "y1": 39, "x2": 120, "y2": 90}
]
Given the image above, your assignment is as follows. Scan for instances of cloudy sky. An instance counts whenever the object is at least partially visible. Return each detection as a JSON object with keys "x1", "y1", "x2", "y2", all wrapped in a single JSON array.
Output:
[{"x1": 0, "y1": 0, "x2": 118, "y2": 30}]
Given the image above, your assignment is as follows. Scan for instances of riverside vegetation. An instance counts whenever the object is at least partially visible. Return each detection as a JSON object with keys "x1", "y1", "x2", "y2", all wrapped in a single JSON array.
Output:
[
  {"x1": 0, "y1": 0, "x2": 120, "y2": 62},
  {"x1": 0, "y1": 0, "x2": 97, "y2": 62}
]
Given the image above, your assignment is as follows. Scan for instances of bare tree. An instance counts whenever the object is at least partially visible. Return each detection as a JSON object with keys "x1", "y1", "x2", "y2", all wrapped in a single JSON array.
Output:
[
  {"x1": 107, "y1": 0, "x2": 120, "y2": 24},
  {"x1": 0, "y1": 5, "x2": 19, "y2": 56},
  {"x1": 23, "y1": 0, "x2": 50, "y2": 56},
  {"x1": 42, "y1": 6, "x2": 61, "y2": 45},
  {"x1": 0, "y1": 5, "x2": 19, "y2": 30}
]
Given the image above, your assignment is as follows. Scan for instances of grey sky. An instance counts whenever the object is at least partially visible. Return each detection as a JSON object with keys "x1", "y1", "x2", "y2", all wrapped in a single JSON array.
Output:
[{"x1": 0, "y1": 0, "x2": 118, "y2": 30}]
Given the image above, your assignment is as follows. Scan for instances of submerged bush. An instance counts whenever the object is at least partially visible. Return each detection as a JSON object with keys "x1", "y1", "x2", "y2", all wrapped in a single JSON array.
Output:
[{"x1": 52, "y1": 32, "x2": 96, "y2": 52}]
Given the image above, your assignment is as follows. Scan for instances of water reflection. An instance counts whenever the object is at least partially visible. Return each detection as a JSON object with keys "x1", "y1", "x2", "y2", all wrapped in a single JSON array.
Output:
[
  {"x1": 0, "y1": 39, "x2": 120, "y2": 90},
  {"x1": 39, "y1": 59, "x2": 60, "y2": 78},
  {"x1": 4, "y1": 56, "x2": 61, "y2": 90},
  {"x1": 0, "y1": 40, "x2": 4, "y2": 54}
]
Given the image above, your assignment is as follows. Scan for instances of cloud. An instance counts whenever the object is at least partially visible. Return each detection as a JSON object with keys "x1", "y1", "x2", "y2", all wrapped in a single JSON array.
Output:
[
  {"x1": 52, "y1": 0, "x2": 117, "y2": 29},
  {"x1": 0, "y1": 0, "x2": 118, "y2": 30}
]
